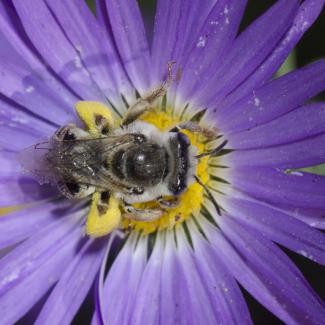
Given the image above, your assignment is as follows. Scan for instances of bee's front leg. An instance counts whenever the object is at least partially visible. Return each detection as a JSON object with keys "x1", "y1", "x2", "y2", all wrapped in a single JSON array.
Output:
[
  {"x1": 123, "y1": 204, "x2": 164, "y2": 222},
  {"x1": 169, "y1": 121, "x2": 218, "y2": 141},
  {"x1": 157, "y1": 196, "x2": 180, "y2": 208},
  {"x1": 121, "y1": 62, "x2": 175, "y2": 126}
]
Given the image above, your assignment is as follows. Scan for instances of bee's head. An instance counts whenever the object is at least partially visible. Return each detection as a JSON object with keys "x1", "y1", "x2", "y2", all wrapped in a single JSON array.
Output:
[{"x1": 166, "y1": 131, "x2": 197, "y2": 195}]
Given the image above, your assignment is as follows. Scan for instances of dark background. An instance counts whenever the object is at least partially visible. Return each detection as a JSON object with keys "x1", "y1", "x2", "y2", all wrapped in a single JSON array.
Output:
[{"x1": 83, "y1": 1, "x2": 325, "y2": 324}]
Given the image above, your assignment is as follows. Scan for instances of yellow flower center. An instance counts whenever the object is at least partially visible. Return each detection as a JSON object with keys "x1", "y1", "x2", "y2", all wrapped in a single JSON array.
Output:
[{"x1": 121, "y1": 109, "x2": 210, "y2": 234}]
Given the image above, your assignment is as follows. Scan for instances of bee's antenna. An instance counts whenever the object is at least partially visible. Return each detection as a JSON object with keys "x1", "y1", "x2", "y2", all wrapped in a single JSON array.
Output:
[
  {"x1": 194, "y1": 175, "x2": 221, "y2": 215},
  {"x1": 195, "y1": 140, "x2": 228, "y2": 159}
]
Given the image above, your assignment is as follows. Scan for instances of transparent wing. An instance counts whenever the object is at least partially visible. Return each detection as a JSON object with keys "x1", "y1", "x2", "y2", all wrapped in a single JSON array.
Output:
[{"x1": 18, "y1": 138, "x2": 57, "y2": 185}]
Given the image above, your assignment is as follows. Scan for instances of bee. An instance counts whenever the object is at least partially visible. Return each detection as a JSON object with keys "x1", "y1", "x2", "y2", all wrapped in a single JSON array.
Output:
[{"x1": 20, "y1": 63, "x2": 227, "y2": 227}]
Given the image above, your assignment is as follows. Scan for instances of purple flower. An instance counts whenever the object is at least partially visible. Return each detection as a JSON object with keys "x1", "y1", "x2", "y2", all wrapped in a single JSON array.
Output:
[{"x1": 1, "y1": 0, "x2": 325, "y2": 324}]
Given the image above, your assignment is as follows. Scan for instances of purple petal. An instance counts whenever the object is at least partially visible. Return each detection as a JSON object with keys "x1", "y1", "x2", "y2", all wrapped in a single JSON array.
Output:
[
  {"x1": 195, "y1": 0, "x2": 300, "y2": 107},
  {"x1": 0, "y1": 151, "x2": 21, "y2": 177},
  {"x1": 226, "y1": 133, "x2": 325, "y2": 169},
  {"x1": 160, "y1": 230, "x2": 221, "y2": 325},
  {"x1": 159, "y1": 232, "x2": 190, "y2": 324},
  {"x1": 219, "y1": 0, "x2": 325, "y2": 109},
  {"x1": 280, "y1": 206, "x2": 325, "y2": 229},
  {"x1": 228, "y1": 167, "x2": 325, "y2": 209},
  {"x1": 101, "y1": 234, "x2": 147, "y2": 324},
  {"x1": 44, "y1": 0, "x2": 132, "y2": 106},
  {"x1": 151, "y1": 0, "x2": 217, "y2": 83},
  {"x1": 224, "y1": 196, "x2": 325, "y2": 265},
  {"x1": 0, "y1": 58, "x2": 76, "y2": 126},
  {"x1": 0, "y1": 176, "x2": 57, "y2": 207},
  {"x1": 0, "y1": 200, "x2": 75, "y2": 250},
  {"x1": 177, "y1": 0, "x2": 247, "y2": 103},
  {"x1": 190, "y1": 228, "x2": 253, "y2": 325},
  {"x1": 0, "y1": 3, "x2": 80, "y2": 109},
  {"x1": 216, "y1": 60, "x2": 325, "y2": 135},
  {"x1": 105, "y1": 0, "x2": 151, "y2": 94},
  {"x1": 0, "y1": 101, "x2": 55, "y2": 152},
  {"x1": 129, "y1": 234, "x2": 165, "y2": 324},
  {"x1": 205, "y1": 220, "x2": 325, "y2": 324},
  {"x1": 12, "y1": 0, "x2": 106, "y2": 101},
  {"x1": 228, "y1": 102, "x2": 325, "y2": 149},
  {"x1": 0, "y1": 214, "x2": 83, "y2": 325},
  {"x1": 35, "y1": 238, "x2": 105, "y2": 325}
]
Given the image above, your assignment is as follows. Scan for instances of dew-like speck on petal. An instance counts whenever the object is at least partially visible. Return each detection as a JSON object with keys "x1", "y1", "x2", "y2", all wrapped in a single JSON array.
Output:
[
  {"x1": 197, "y1": 36, "x2": 207, "y2": 48},
  {"x1": 290, "y1": 171, "x2": 304, "y2": 176},
  {"x1": 297, "y1": 250, "x2": 315, "y2": 262},
  {"x1": 25, "y1": 85, "x2": 35, "y2": 93},
  {"x1": 74, "y1": 56, "x2": 82, "y2": 69}
]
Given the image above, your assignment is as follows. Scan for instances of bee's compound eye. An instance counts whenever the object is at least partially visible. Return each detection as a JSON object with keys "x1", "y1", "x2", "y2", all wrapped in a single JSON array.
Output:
[
  {"x1": 134, "y1": 134, "x2": 146, "y2": 144},
  {"x1": 130, "y1": 187, "x2": 144, "y2": 195}
]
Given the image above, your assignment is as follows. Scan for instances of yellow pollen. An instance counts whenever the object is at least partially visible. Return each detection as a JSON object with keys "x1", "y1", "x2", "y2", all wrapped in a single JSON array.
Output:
[{"x1": 121, "y1": 109, "x2": 210, "y2": 234}]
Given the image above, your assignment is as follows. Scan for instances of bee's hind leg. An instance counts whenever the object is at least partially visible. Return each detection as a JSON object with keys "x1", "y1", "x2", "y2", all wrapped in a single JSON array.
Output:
[
  {"x1": 123, "y1": 204, "x2": 164, "y2": 222},
  {"x1": 55, "y1": 124, "x2": 90, "y2": 141},
  {"x1": 57, "y1": 180, "x2": 95, "y2": 199}
]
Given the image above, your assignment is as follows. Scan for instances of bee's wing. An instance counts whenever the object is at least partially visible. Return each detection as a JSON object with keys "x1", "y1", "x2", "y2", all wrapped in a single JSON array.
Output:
[{"x1": 18, "y1": 139, "x2": 57, "y2": 185}]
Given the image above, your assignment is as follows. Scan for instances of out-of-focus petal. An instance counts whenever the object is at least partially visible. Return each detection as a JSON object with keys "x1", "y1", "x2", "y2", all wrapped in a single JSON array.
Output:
[
  {"x1": 0, "y1": 2, "x2": 79, "y2": 109},
  {"x1": 12, "y1": 0, "x2": 106, "y2": 101},
  {"x1": 0, "y1": 58, "x2": 76, "y2": 126},
  {"x1": 105, "y1": 0, "x2": 151, "y2": 94},
  {"x1": 0, "y1": 214, "x2": 83, "y2": 325},
  {"x1": 0, "y1": 100, "x2": 55, "y2": 153},
  {"x1": 35, "y1": 238, "x2": 106, "y2": 325},
  {"x1": 44, "y1": 0, "x2": 132, "y2": 109},
  {"x1": 223, "y1": 195, "x2": 325, "y2": 264},
  {"x1": 0, "y1": 176, "x2": 57, "y2": 207},
  {"x1": 228, "y1": 103, "x2": 325, "y2": 149},
  {"x1": 0, "y1": 200, "x2": 77, "y2": 250}
]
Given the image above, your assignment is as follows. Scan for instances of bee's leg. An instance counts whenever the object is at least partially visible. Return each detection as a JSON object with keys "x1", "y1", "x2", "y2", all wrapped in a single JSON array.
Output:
[
  {"x1": 86, "y1": 191, "x2": 122, "y2": 238},
  {"x1": 55, "y1": 124, "x2": 90, "y2": 141},
  {"x1": 123, "y1": 204, "x2": 164, "y2": 222},
  {"x1": 57, "y1": 181, "x2": 95, "y2": 199},
  {"x1": 169, "y1": 121, "x2": 218, "y2": 141},
  {"x1": 121, "y1": 62, "x2": 175, "y2": 126},
  {"x1": 157, "y1": 196, "x2": 180, "y2": 208},
  {"x1": 96, "y1": 191, "x2": 110, "y2": 215}
]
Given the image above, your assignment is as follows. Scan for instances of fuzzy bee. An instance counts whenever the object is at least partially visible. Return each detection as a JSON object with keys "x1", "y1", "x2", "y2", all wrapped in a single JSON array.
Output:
[{"x1": 20, "y1": 64, "x2": 226, "y2": 236}]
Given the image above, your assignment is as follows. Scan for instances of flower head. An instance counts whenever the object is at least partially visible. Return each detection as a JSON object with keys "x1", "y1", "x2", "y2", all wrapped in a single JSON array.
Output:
[{"x1": 0, "y1": 0, "x2": 325, "y2": 324}]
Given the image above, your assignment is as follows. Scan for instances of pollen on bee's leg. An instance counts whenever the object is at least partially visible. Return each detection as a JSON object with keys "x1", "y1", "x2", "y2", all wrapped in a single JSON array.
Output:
[
  {"x1": 86, "y1": 192, "x2": 121, "y2": 238},
  {"x1": 75, "y1": 101, "x2": 115, "y2": 135}
]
